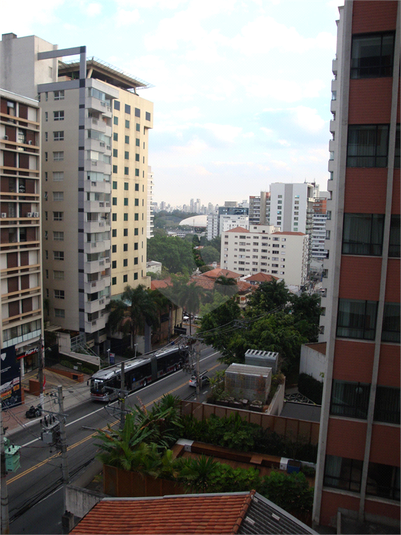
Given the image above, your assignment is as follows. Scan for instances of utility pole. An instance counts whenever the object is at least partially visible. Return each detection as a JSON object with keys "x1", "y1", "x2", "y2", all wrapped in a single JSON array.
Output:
[
  {"x1": 57, "y1": 386, "x2": 69, "y2": 515},
  {"x1": 38, "y1": 336, "x2": 45, "y2": 411},
  {"x1": 119, "y1": 362, "x2": 125, "y2": 430},
  {"x1": 0, "y1": 408, "x2": 9, "y2": 535},
  {"x1": 195, "y1": 340, "x2": 201, "y2": 400}
]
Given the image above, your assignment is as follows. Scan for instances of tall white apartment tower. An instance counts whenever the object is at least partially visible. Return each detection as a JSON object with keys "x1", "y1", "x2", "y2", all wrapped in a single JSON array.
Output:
[{"x1": 269, "y1": 182, "x2": 315, "y2": 234}]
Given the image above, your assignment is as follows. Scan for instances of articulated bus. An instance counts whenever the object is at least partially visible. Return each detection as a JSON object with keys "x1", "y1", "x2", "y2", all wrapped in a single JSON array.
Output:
[{"x1": 89, "y1": 345, "x2": 189, "y2": 401}]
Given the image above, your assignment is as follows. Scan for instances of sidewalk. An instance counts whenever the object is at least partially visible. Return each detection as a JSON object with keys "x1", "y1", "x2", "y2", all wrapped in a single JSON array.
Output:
[{"x1": 2, "y1": 368, "x2": 92, "y2": 438}]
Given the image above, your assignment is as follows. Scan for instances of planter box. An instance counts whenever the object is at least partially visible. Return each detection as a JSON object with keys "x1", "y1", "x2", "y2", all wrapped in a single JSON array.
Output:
[{"x1": 287, "y1": 459, "x2": 302, "y2": 474}]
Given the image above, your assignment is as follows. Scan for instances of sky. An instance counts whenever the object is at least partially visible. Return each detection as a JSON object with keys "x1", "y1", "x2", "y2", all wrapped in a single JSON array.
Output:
[{"x1": 1, "y1": 0, "x2": 344, "y2": 207}]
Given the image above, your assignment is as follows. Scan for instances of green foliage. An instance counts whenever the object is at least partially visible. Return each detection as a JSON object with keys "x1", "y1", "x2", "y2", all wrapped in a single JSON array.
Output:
[
  {"x1": 297, "y1": 373, "x2": 323, "y2": 404},
  {"x1": 247, "y1": 279, "x2": 292, "y2": 315},
  {"x1": 147, "y1": 234, "x2": 195, "y2": 274},
  {"x1": 259, "y1": 471, "x2": 314, "y2": 516},
  {"x1": 199, "y1": 245, "x2": 220, "y2": 264}
]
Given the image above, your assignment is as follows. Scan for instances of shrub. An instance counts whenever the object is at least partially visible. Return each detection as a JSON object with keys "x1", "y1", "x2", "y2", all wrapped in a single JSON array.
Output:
[{"x1": 298, "y1": 373, "x2": 323, "y2": 404}]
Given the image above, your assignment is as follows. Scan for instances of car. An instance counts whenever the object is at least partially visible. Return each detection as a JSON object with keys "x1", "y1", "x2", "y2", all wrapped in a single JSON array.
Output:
[
  {"x1": 183, "y1": 315, "x2": 190, "y2": 321},
  {"x1": 189, "y1": 372, "x2": 210, "y2": 388}
]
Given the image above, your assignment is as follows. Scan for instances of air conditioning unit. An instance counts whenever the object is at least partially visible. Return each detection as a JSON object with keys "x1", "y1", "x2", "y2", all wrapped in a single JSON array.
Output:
[
  {"x1": 34, "y1": 212, "x2": 39, "y2": 217},
  {"x1": 1, "y1": 213, "x2": 7, "y2": 218},
  {"x1": 27, "y1": 212, "x2": 33, "y2": 217}
]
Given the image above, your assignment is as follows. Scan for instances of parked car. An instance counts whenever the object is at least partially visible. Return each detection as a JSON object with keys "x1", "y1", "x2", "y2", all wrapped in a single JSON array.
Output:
[{"x1": 189, "y1": 372, "x2": 209, "y2": 388}]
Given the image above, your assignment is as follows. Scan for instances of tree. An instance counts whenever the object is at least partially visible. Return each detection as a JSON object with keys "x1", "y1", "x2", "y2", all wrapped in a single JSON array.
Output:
[
  {"x1": 247, "y1": 279, "x2": 292, "y2": 315},
  {"x1": 291, "y1": 292, "x2": 322, "y2": 342},
  {"x1": 107, "y1": 285, "x2": 159, "y2": 349},
  {"x1": 147, "y1": 234, "x2": 195, "y2": 274},
  {"x1": 214, "y1": 276, "x2": 238, "y2": 299},
  {"x1": 177, "y1": 281, "x2": 206, "y2": 335},
  {"x1": 200, "y1": 245, "x2": 220, "y2": 265}
]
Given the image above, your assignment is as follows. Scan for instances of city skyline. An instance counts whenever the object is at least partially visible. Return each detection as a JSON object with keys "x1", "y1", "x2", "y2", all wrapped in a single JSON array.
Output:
[{"x1": 0, "y1": 0, "x2": 343, "y2": 206}]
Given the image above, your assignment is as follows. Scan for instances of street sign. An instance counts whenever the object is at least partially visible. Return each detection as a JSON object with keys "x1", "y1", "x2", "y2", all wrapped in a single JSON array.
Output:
[{"x1": 109, "y1": 353, "x2": 115, "y2": 364}]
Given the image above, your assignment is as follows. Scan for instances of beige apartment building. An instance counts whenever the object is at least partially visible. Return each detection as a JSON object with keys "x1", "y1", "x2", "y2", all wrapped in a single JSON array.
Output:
[
  {"x1": 221, "y1": 225, "x2": 309, "y2": 289},
  {"x1": 0, "y1": 89, "x2": 43, "y2": 384},
  {"x1": 0, "y1": 33, "x2": 153, "y2": 354}
]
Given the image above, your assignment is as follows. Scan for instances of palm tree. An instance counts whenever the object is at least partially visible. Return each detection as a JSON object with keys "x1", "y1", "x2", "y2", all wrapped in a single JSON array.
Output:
[
  {"x1": 107, "y1": 285, "x2": 159, "y2": 350},
  {"x1": 177, "y1": 281, "x2": 205, "y2": 335},
  {"x1": 214, "y1": 276, "x2": 238, "y2": 299}
]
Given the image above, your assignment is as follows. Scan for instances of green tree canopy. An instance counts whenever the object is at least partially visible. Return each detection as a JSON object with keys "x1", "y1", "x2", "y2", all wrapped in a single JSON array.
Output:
[
  {"x1": 199, "y1": 245, "x2": 220, "y2": 265},
  {"x1": 147, "y1": 234, "x2": 196, "y2": 274}
]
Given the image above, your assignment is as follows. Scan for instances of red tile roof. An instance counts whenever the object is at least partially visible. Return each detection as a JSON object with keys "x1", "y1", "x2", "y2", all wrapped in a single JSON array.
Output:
[
  {"x1": 226, "y1": 226, "x2": 249, "y2": 233},
  {"x1": 151, "y1": 278, "x2": 172, "y2": 290},
  {"x1": 201, "y1": 268, "x2": 241, "y2": 280},
  {"x1": 71, "y1": 492, "x2": 255, "y2": 535},
  {"x1": 271, "y1": 231, "x2": 305, "y2": 236},
  {"x1": 245, "y1": 273, "x2": 279, "y2": 283}
]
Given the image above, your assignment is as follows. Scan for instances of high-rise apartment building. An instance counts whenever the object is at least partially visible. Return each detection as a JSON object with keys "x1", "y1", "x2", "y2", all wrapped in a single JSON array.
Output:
[
  {"x1": 314, "y1": 1, "x2": 400, "y2": 530},
  {"x1": 0, "y1": 89, "x2": 43, "y2": 382},
  {"x1": 147, "y1": 167, "x2": 154, "y2": 240},
  {"x1": 311, "y1": 193, "x2": 328, "y2": 261},
  {"x1": 249, "y1": 192, "x2": 269, "y2": 225},
  {"x1": 1, "y1": 33, "x2": 153, "y2": 354}
]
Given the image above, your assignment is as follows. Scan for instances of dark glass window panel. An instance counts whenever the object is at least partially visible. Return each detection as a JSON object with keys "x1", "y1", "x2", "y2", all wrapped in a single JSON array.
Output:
[
  {"x1": 351, "y1": 32, "x2": 394, "y2": 79},
  {"x1": 374, "y1": 386, "x2": 400, "y2": 424},
  {"x1": 389, "y1": 215, "x2": 400, "y2": 258},
  {"x1": 114, "y1": 101, "x2": 120, "y2": 111},
  {"x1": 342, "y1": 214, "x2": 384, "y2": 255},
  {"x1": 347, "y1": 125, "x2": 389, "y2": 167},
  {"x1": 324, "y1": 456, "x2": 363, "y2": 492},
  {"x1": 330, "y1": 380, "x2": 370, "y2": 419},
  {"x1": 337, "y1": 299, "x2": 377, "y2": 340},
  {"x1": 366, "y1": 463, "x2": 400, "y2": 501},
  {"x1": 382, "y1": 302, "x2": 400, "y2": 343}
]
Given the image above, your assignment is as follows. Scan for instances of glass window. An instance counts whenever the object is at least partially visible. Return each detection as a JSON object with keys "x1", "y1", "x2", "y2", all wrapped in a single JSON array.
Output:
[
  {"x1": 54, "y1": 289, "x2": 65, "y2": 299},
  {"x1": 54, "y1": 251, "x2": 64, "y2": 261},
  {"x1": 112, "y1": 260, "x2": 116, "y2": 269},
  {"x1": 113, "y1": 132, "x2": 118, "y2": 141},
  {"x1": 124, "y1": 244, "x2": 128, "y2": 252},
  {"x1": 53, "y1": 131, "x2": 64, "y2": 141},
  {"x1": 136, "y1": 138, "x2": 140, "y2": 147},
  {"x1": 53, "y1": 231, "x2": 64, "y2": 241},
  {"x1": 347, "y1": 125, "x2": 389, "y2": 168},
  {"x1": 135, "y1": 169, "x2": 139, "y2": 176},
  {"x1": 124, "y1": 229, "x2": 128, "y2": 236},
  {"x1": 135, "y1": 183, "x2": 139, "y2": 191},
  {"x1": 53, "y1": 151, "x2": 64, "y2": 161},
  {"x1": 112, "y1": 181, "x2": 117, "y2": 189},
  {"x1": 135, "y1": 199, "x2": 139, "y2": 206},
  {"x1": 125, "y1": 151, "x2": 129, "y2": 159},
  {"x1": 112, "y1": 245, "x2": 117, "y2": 253},
  {"x1": 351, "y1": 32, "x2": 395, "y2": 79},
  {"x1": 145, "y1": 111, "x2": 151, "y2": 121},
  {"x1": 112, "y1": 213, "x2": 117, "y2": 222},
  {"x1": 382, "y1": 302, "x2": 400, "y2": 343},
  {"x1": 124, "y1": 182, "x2": 128, "y2": 190},
  {"x1": 53, "y1": 172, "x2": 64, "y2": 182},
  {"x1": 134, "y1": 272, "x2": 138, "y2": 280},
  {"x1": 113, "y1": 165, "x2": 117, "y2": 174},
  {"x1": 342, "y1": 213, "x2": 384, "y2": 255},
  {"x1": 53, "y1": 192, "x2": 64, "y2": 202},
  {"x1": 114, "y1": 101, "x2": 120, "y2": 111},
  {"x1": 124, "y1": 198, "x2": 128, "y2": 206},
  {"x1": 54, "y1": 90, "x2": 64, "y2": 101},
  {"x1": 331, "y1": 380, "x2": 370, "y2": 419},
  {"x1": 55, "y1": 308, "x2": 65, "y2": 318},
  {"x1": 367, "y1": 463, "x2": 400, "y2": 501},
  {"x1": 53, "y1": 211, "x2": 63, "y2": 221},
  {"x1": 374, "y1": 386, "x2": 400, "y2": 424},
  {"x1": 112, "y1": 197, "x2": 117, "y2": 206},
  {"x1": 134, "y1": 213, "x2": 139, "y2": 221},
  {"x1": 125, "y1": 104, "x2": 131, "y2": 114},
  {"x1": 395, "y1": 125, "x2": 400, "y2": 169},
  {"x1": 337, "y1": 298, "x2": 377, "y2": 340},
  {"x1": 123, "y1": 259, "x2": 128, "y2": 267},
  {"x1": 123, "y1": 275, "x2": 128, "y2": 283},
  {"x1": 113, "y1": 149, "x2": 118, "y2": 157},
  {"x1": 136, "y1": 123, "x2": 140, "y2": 132},
  {"x1": 54, "y1": 111, "x2": 64, "y2": 121},
  {"x1": 125, "y1": 135, "x2": 129, "y2": 144},
  {"x1": 125, "y1": 120, "x2": 130, "y2": 128},
  {"x1": 389, "y1": 215, "x2": 400, "y2": 257},
  {"x1": 324, "y1": 455, "x2": 363, "y2": 492},
  {"x1": 113, "y1": 116, "x2": 118, "y2": 125},
  {"x1": 112, "y1": 277, "x2": 117, "y2": 285},
  {"x1": 112, "y1": 229, "x2": 117, "y2": 238},
  {"x1": 124, "y1": 167, "x2": 129, "y2": 175},
  {"x1": 124, "y1": 213, "x2": 128, "y2": 221},
  {"x1": 135, "y1": 108, "x2": 140, "y2": 118}
]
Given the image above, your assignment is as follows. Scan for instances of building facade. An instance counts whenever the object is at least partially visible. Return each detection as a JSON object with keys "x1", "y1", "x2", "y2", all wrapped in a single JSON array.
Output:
[
  {"x1": 314, "y1": 1, "x2": 400, "y2": 529},
  {"x1": 311, "y1": 193, "x2": 328, "y2": 261},
  {"x1": 0, "y1": 89, "x2": 43, "y2": 383},
  {"x1": 220, "y1": 225, "x2": 309, "y2": 288}
]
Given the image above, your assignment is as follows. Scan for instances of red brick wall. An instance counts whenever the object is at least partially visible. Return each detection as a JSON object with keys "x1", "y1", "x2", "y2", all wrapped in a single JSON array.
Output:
[
  {"x1": 333, "y1": 340, "x2": 374, "y2": 383},
  {"x1": 392, "y1": 171, "x2": 400, "y2": 214},
  {"x1": 349, "y1": 78, "x2": 393, "y2": 124},
  {"x1": 338, "y1": 256, "x2": 382, "y2": 301},
  {"x1": 378, "y1": 345, "x2": 400, "y2": 386},
  {"x1": 352, "y1": 1, "x2": 398, "y2": 33},
  {"x1": 385, "y1": 260, "x2": 400, "y2": 302},
  {"x1": 320, "y1": 491, "x2": 360, "y2": 526},
  {"x1": 344, "y1": 169, "x2": 388, "y2": 213},
  {"x1": 365, "y1": 499, "x2": 400, "y2": 521},
  {"x1": 370, "y1": 424, "x2": 400, "y2": 466},
  {"x1": 326, "y1": 419, "x2": 367, "y2": 459}
]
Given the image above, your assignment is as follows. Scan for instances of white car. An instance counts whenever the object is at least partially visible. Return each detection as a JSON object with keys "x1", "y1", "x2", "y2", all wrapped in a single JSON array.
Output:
[{"x1": 189, "y1": 372, "x2": 209, "y2": 388}]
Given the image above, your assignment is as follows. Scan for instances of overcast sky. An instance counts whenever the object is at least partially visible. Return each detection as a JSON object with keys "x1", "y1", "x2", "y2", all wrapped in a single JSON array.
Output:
[{"x1": 2, "y1": 0, "x2": 344, "y2": 207}]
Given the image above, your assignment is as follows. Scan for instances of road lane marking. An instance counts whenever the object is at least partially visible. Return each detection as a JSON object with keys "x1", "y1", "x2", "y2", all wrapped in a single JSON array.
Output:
[{"x1": 10, "y1": 362, "x2": 222, "y2": 485}]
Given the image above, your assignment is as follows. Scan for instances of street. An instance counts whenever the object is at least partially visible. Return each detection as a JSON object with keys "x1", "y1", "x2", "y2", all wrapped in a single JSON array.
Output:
[{"x1": 7, "y1": 347, "x2": 224, "y2": 534}]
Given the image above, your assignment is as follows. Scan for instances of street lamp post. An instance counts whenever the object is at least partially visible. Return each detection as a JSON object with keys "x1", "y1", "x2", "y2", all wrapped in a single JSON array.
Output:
[
  {"x1": 134, "y1": 344, "x2": 138, "y2": 359},
  {"x1": 107, "y1": 349, "x2": 110, "y2": 366}
]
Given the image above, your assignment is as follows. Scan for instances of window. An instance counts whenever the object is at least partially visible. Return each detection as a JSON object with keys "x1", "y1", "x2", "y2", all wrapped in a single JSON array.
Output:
[
  {"x1": 342, "y1": 213, "x2": 384, "y2": 255},
  {"x1": 113, "y1": 165, "x2": 118, "y2": 174},
  {"x1": 124, "y1": 244, "x2": 128, "y2": 252},
  {"x1": 113, "y1": 132, "x2": 118, "y2": 141},
  {"x1": 124, "y1": 229, "x2": 128, "y2": 237},
  {"x1": 54, "y1": 251, "x2": 64, "y2": 261},
  {"x1": 351, "y1": 32, "x2": 395, "y2": 79},
  {"x1": 124, "y1": 167, "x2": 129, "y2": 175},
  {"x1": 112, "y1": 181, "x2": 117, "y2": 189},
  {"x1": 389, "y1": 214, "x2": 400, "y2": 257},
  {"x1": 347, "y1": 125, "x2": 389, "y2": 167},
  {"x1": 125, "y1": 120, "x2": 130, "y2": 128},
  {"x1": 134, "y1": 198, "x2": 139, "y2": 206},
  {"x1": 123, "y1": 275, "x2": 128, "y2": 283},
  {"x1": 134, "y1": 228, "x2": 139, "y2": 236},
  {"x1": 145, "y1": 111, "x2": 151, "y2": 121},
  {"x1": 54, "y1": 270, "x2": 64, "y2": 280},
  {"x1": 112, "y1": 229, "x2": 117, "y2": 238},
  {"x1": 337, "y1": 298, "x2": 377, "y2": 340},
  {"x1": 330, "y1": 379, "x2": 370, "y2": 419},
  {"x1": 112, "y1": 213, "x2": 117, "y2": 222},
  {"x1": 374, "y1": 386, "x2": 400, "y2": 424},
  {"x1": 112, "y1": 277, "x2": 117, "y2": 285},
  {"x1": 53, "y1": 131, "x2": 64, "y2": 141},
  {"x1": 135, "y1": 183, "x2": 139, "y2": 191},
  {"x1": 134, "y1": 213, "x2": 139, "y2": 221},
  {"x1": 134, "y1": 257, "x2": 138, "y2": 265},
  {"x1": 45, "y1": 132, "x2": 48, "y2": 142},
  {"x1": 112, "y1": 260, "x2": 116, "y2": 269},
  {"x1": 113, "y1": 116, "x2": 118, "y2": 125},
  {"x1": 366, "y1": 462, "x2": 400, "y2": 501},
  {"x1": 134, "y1": 273, "x2": 138, "y2": 280},
  {"x1": 114, "y1": 100, "x2": 120, "y2": 111},
  {"x1": 125, "y1": 104, "x2": 131, "y2": 114},
  {"x1": 382, "y1": 302, "x2": 400, "y2": 343},
  {"x1": 113, "y1": 149, "x2": 118, "y2": 157},
  {"x1": 124, "y1": 151, "x2": 129, "y2": 159},
  {"x1": 55, "y1": 308, "x2": 65, "y2": 318},
  {"x1": 124, "y1": 213, "x2": 128, "y2": 221},
  {"x1": 135, "y1": 108, "x2": 140, "y2": 118},
  {"x1": 123, "y1": 259, "x2": 128, "y2": 267},
  {"x1": 53, "y1": 231, "x2": 64, "y2": 241},
  {"x1": 135, "y1": 169, "x2": 139, "y2": 176},
  {"x1": 134, "y1": 242, "x2": 138, "y2": 250},
  {"x1": 136, "y1": 123, "x2": 140, "y2": 132},
  {"x1": 53, "y1": 211, "x2": 63, "y2": 221},
  {"x1": 125, "y1": 135, "x2": 129, "y2": 144},
  {"x1": 135, "y1": 154, "x2": 140, "y2": 162},
  {"x1": 124, "y1": 198, "x2": 128, "y2": 206},
  {"x1": 53, "y1": 111, "x2": 64, "y2": 121},
  {"x1": 112, "y1": 245, "x2": 117, "y2": 253},
  {"x1": 324, "y1": 456, "x2": 363, "y2": 492},
  {"x1": 54, "y1": 90, "x2": 64, "y2": 100},
  {"x1": 136, "y1": 138, "x2": 140, "y2": 147},
  {"x1": 53, "y1": 192, "x2": 64, "y2": 202},
  {"x1": 54, "y1": 289, "x2": 65, "y2": 299},
  {"x1": 124, "y1": 182, "x2": 128, "y2": 190},
  {"x1": 53, "y1": 151, "x2": 64, "y2": 161},
  {"x1": 53, "y1": 172, "x2": 64, "y2": 182},
  {"x1": 112, "y1": 197, "x2": 117, "y2": 206}
]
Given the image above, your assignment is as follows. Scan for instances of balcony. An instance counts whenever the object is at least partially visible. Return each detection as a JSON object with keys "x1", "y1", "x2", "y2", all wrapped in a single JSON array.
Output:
[
  {"x1": 85, "y1": 159, "x2": 110, "y2": 175},
  {"x1": 84, "y1": 178, "x2": 110, "y2": 194},
  {"x1": 85, "y1": 295, "x2": 110, "y2": 314},
  {"x1": 329, "y1": 120, "x2": 336, "y2": 133},
  {"x1": 86, "y1": 97, "x2": 112, "y2": 117},
  {"x1": 84, "y1": 220, "x2": 110, "y2": 233},
  {"x1": 84, "y1": 239, "x2": 110, "y2": 255},
  {"x1": 84, "y1": 314, "x2": 107, "y2": 334},
  {"x1": 84, "y1": 200, "x2": 111, "y2": 213},
  {"x1": 84, "y1": 277, "x2": 107, "y2": 293},
  {"x1": 332, "y1": 59, "x2": 338, "y2": 75}
]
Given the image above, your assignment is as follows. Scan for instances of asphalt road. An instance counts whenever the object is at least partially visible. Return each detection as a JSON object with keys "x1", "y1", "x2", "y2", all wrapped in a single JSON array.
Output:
[{"x1": 7, "y1": 346, "x2": 224, "y2": 534}]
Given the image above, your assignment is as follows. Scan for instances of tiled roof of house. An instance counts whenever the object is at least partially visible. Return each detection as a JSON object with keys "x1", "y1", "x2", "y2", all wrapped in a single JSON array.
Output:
[
  {"x1": 71, "y1": 491, "x2": 317, "y2": 535},
  {"x1": 151, "y1": 278, "x2": 172, "y2": 290},
  {"x1": 244, "y1": 273, "x2": 279, "y2": 283},
  {"x1": 271, "y1": 231, "x2": 305, "y2": 236},
  {"x1": 71, "y1": 492, "x2": 254, "y2": 535},
  {"x1": 226, "y1": 226, "x2": 249, "y2": 233},
  {"x1": 201, "y1": 268, "x2": 241, "y2": 280}
]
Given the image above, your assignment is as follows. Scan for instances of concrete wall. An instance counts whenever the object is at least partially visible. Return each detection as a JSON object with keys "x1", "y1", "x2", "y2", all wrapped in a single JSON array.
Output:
[{"x1": 300, "y1": 343, "x2": 327, "y2": 382}]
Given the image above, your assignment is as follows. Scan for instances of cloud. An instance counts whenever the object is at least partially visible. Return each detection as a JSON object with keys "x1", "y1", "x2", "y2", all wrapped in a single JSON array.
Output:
[
  {"x1": 0, "y1": 0, "x2": 66, "y2": 35},
  {"x1": 85, "y1": 2, "x2": 102, "y2": 16},
  {"x1": 203, "y1": 123, "x2": 242, "y2": 144},
  {"x1": 114, "y1": 8, "x2": 141, "y2": 26},
  {"x1": 291, "y1": 106, "x2": 326, "y2": 133}
]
